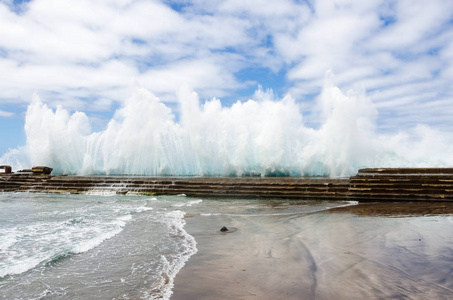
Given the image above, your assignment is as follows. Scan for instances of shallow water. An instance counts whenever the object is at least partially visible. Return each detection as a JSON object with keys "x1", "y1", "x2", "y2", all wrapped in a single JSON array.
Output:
[
  {"x1": 173, "y1": 201, "x2": 453, "y2": 300},
  {"x1": 0, "y1": 193, "x2": 351, "y2": 299},
  {"x1": 2, "y1": 193, "x2": 452, "y2": 299},
  {"x1": 0, "y1": 193, "x2": 198, "y2": 299}
]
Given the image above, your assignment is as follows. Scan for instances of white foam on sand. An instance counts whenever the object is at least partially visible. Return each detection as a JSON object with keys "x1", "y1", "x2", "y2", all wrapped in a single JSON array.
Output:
[{"x1": 144, "y1": 210, "x2": 198, "y2": 300}]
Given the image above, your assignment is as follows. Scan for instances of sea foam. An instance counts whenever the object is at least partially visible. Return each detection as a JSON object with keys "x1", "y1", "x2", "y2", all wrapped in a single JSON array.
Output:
[{"x1": 0, "y1": 199, "x2": 136, "y2": 278}]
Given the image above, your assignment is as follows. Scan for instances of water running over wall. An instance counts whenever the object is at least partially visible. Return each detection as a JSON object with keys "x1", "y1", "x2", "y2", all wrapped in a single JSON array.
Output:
[{"x1": 2, "y1": 78, "x2": 453, "y2": 177}]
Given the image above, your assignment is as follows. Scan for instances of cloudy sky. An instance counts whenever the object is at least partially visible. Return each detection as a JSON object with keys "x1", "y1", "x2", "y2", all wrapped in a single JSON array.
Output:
[{"x1": 1, "y1": 0, "x2": 453, "y2": 156}]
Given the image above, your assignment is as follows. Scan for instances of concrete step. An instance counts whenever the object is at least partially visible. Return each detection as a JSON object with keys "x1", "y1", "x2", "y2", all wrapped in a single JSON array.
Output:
[{"x1": 2, "y1": 168, "x2": 453, "y2": 201}]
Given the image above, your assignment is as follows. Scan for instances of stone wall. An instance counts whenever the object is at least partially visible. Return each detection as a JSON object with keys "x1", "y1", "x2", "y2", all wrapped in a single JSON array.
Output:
[
  {"x1": 349, "y1": 168, "x2": 453, "y2": 201},
  {"x1": 1, "y1": 168, "x2": 453, "y2": 201}
]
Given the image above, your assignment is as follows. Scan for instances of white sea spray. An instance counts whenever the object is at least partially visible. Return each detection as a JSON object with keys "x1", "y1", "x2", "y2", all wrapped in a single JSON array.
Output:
[{"x1": 1, "y1": 78, "x2": 453, "y2": 176}]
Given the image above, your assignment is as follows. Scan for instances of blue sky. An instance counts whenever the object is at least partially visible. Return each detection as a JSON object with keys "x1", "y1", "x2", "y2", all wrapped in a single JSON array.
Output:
[{"x1": 1, "y1": 0, "x2": 453, "y2": 156}]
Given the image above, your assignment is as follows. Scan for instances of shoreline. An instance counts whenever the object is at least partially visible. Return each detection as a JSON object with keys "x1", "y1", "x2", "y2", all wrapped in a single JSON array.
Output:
[{"x1": 171, "y1": 202, "x2": 453, "y2": 299}]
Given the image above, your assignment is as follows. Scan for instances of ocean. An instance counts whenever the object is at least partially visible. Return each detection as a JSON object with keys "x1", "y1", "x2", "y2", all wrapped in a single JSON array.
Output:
[
  {"x1": 2, "y1": 192, "x2": 452, "y2": 299},
  {"x1": 0, "y1": 192, "x2": 199, "y2": 299},
  {"x1": 0, "y1": 192, "x2": 354, "y2": 299}
]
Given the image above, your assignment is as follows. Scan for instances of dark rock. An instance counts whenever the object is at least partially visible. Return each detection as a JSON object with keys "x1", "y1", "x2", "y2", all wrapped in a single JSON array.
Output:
[
  {"x1": 0, "y1": 165, "x2": 12, "y2": 174},
  {"x1": 220, "y1": 226, "x2": 228, "y2": 232},
  {"x1": 32, "y1": 166, "x2": 53, "y2": 175}
]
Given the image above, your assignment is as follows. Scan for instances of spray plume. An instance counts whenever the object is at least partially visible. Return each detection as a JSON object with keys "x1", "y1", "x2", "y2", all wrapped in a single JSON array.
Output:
[{"x1": 2, "y1": 77, "x2": 452, "y2": 177}]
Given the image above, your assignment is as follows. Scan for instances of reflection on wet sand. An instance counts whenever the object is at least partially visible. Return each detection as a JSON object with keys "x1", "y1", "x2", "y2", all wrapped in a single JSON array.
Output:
[
  {"x1": 173, "y1": 202, "x2": 453, "y2": 300},
  {"x1": 329, "y1": 201, "x2": 453, "y2": 217}
]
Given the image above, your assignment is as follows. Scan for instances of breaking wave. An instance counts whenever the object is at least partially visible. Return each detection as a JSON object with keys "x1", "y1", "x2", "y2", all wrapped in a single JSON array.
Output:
[{"x1": 2, "y1": 76, "x2": 452, "y2": 177}]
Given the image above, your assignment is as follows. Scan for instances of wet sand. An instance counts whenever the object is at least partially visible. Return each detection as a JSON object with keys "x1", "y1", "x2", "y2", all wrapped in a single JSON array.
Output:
[
  {"x1": 329, "y1": 201, "x2": 453, "y2": 217},
  {"x1": 172, "y1": 202, "x2": 453, "y2": 299}
]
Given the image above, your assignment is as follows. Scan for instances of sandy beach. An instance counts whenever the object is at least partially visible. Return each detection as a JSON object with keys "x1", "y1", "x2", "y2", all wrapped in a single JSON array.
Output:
[{"x1": 172, "y1": 202, "x2": 453, "y2": 300}]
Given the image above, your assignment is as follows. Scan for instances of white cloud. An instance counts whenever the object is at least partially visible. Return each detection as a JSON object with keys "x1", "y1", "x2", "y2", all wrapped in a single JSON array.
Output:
[
  {"x1": 0, "y1": 0, "x2": 452, "y2": 134},
  {"x1": 367, "y1": 0, "x2": 453, "y2": 51},
  {"x1": 0, "y1": 109, "x2": 13, "y2": 117}
]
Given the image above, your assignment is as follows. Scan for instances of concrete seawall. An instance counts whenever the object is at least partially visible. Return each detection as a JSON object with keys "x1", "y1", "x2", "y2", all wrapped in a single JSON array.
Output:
[
  {"x1": 349, "y1": 168, "x2": 453, "y2": 201},
  {"x1": 1, "y1": 168, "x2": 453, "y2": 201}
]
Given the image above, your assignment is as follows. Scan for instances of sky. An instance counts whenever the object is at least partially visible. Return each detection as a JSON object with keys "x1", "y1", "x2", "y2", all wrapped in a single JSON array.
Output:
[{"x1": 1, "y1": 0, "x2": 453, "y2": 157}]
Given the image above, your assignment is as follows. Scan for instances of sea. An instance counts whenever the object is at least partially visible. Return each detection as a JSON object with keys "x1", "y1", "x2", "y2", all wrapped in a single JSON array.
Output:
[
  {"x1": 0, "y1": 192, "x2": 356, "y2": 300},
  {"x1": 0, "y1": 192, "x2": 199, "y2": 300}
]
